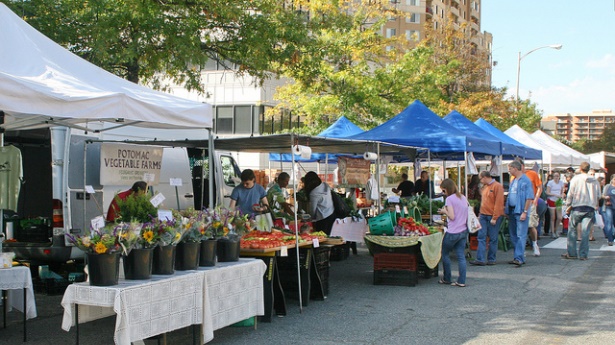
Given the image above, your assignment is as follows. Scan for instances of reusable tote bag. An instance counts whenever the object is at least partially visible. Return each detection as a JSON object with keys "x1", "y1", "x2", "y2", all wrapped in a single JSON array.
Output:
[{"x1": 467, "y1": 202, "x2": 482, "y2": 234}]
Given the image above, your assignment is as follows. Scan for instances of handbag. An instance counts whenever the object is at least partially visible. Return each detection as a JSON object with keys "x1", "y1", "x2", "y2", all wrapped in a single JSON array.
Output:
[
  {"x1": 594, "y1": 211, "x2": 605, "y2": 229},
  {"x1": 467, "y1": 202, "x2": 482, "y2": 234}
]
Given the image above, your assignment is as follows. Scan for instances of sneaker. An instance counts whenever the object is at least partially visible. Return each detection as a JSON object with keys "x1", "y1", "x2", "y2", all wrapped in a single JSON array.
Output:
[
  {"x1": 551, "y1": 233, "x2": 558, "y2": 239},
  {"x1": 533, "y1": 244, "x2": 541, "y2": 257},
  {"x1": 469, "y1": 260, "x2": 486, "y2": 266},
  {"x1": 608, "y1": 242, "x2": 613, "y2": 246},
  {"x1": 509, "y1": 259, "x2": 524, "y2": 266},
  {"x1": 486, "y1": 261, "x2": 496, "y2": 266}
]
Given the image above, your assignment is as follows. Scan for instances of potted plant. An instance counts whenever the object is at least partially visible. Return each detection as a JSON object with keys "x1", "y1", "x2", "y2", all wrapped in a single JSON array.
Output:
[
  {"x1": 174, "y1": 213, "x2": 204, "y2": 271},
  {"x1": 151, "y1": 218, "x2": 184, "y2": 275},
  {"x1": 66, "y1": 225, "x2": 125, "y2": 286},
  {"x1": 214, "y1": 207, "x2": 252, "y2": 262},
  {"x1": 118, "y1": 221, "x2": 158, "y2": 280},
  {"x1": 114, "y1": 192, "x2": 158, "y2": 223}
]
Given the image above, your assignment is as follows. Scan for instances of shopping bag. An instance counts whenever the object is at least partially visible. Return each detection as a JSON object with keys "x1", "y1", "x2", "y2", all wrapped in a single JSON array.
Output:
[
  {"x1": 467, "y1": 203, "x2": 481, "y2": 234},
  {"x1": 255, "y1": 212, "x2": 274, "y2": 232},
  {"x1": 529, "y1": 206, "x2": 539, "y2": 228},
  {"x1": 594, "y1": 211, "x2": 604, "y2": 229}
]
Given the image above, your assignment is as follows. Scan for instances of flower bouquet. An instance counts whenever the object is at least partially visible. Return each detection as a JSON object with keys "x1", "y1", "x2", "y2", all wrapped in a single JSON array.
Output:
[
  {"x1": 115, "y1": 221, "x2": 158, "y2": 280},
  {"x1": 66, "y1": 225, "x2": 125, "y2": 286},
  {"x1": 150, "y1": 218, "x2": 185, "y2": 275},
  {"x1": 66, "y1": 225, "x2": 123, "y2": 255},
  {"x1": 206, "y1": 206, "x2": 253, "y2": 262}
]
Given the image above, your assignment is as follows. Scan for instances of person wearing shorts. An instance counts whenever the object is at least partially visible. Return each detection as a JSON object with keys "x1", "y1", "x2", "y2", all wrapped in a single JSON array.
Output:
[{"x1": 546, "y1": 172, "x2": 565, "y2": 239}]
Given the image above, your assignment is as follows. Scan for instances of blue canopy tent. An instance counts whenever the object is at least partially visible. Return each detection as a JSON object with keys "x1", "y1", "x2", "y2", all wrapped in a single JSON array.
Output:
[
  {"x1": 268, "y1": 116, "x2": 364, "y2": 162},
  {"x1": 349, "y1": 100, "x2": 501, "y2": 159},
  {"x1": 444, "y1": 110, "x2": 524, "y2": 159},
  {"x1": 474, "y1": 118, "x2": 542, "y2": 160}
]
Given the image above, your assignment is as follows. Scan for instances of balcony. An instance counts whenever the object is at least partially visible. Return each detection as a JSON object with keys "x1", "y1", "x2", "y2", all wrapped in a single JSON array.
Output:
[
  {"x1": 450, "y1": 6, "x2": 459, "y2": 17},
  {"x1": 470, "y1": 21, "x2": 479, "y2": 32}
]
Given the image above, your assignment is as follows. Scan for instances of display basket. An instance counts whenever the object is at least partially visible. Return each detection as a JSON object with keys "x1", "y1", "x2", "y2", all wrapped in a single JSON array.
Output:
[{"x1": 368, "y1": 211, "x2": 396, "y2": 235}]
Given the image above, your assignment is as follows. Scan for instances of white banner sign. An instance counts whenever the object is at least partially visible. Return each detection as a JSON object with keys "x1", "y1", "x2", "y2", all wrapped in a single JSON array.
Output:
[{"x1": 100, "y1": 143, "x2": 163, "y2": 185}]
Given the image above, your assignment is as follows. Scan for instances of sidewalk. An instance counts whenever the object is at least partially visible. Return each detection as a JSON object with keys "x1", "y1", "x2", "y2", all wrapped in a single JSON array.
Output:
[{"x1": 2, "y1": 235, "x2": 615, "y2": 344}]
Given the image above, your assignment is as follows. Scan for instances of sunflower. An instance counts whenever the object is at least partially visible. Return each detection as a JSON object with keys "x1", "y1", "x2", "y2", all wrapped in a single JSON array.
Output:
[
  {"x1": 142, "y1": 230, "x2": 154, "y2": 243},
  {"x1": 94, "y1": 242, "x2": 108, "y2": 254}
]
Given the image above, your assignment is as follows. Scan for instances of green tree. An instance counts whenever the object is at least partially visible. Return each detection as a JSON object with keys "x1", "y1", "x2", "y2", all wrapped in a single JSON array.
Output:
[
  {"x1": 2, "y1": 0, "x2": 312, "y2": 93},
  {"x1": 582, "y1": 122, "x2": 615, "y2": 153}
]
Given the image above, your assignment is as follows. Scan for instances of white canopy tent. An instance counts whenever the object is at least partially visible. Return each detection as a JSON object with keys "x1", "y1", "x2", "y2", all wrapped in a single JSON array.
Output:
[
  {"x1": 530, "y1": 130, "x2": 599, "y2": 168},
  {"x1": 0, "y1": 3, "x2": 212, "y2": 131},
  {"x1": 531, "y1": 130, "x2": 604, "y2": 168},
  {"x1": 0, "y1": 3, "x2": 214, "y2": 244},
  {"x1": 504, "y1": 125, "x2": 570, "y2": 168}
]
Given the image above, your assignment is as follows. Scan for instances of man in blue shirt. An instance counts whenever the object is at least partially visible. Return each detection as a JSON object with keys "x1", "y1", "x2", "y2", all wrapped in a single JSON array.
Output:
[
  {"x1": 229, "y1": 169, "x2": 269, "y2": 216},
  {"x1": 506, "y1": 160, "x2": 534, "y2": 267}
]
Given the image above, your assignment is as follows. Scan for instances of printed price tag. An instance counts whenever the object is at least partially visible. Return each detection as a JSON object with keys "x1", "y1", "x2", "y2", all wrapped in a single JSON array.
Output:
[
  {"x1": 158, "y1": 209, "x2": 173, "y2": 221},
  {"x1": 280, "y1": 246, "x2": 288, "y2": 257},
  {"x1": 395, "y1": 205, "x2": 401, "y2": 213},
  {"x1": 85, "y1": 185, "x2": 95, "y2": 194},
  {"x1": 90, "y1": 216, "x2": 105, "y2": 230},
  {"x1": 432, "y1": 215, "x2": 442, "y2": 222},
  {"x1": 312, "y1": 238, "x2": 320, "y2": 248},
  {"x1": 170, "y1": 178, "x2": 183, "y2": 186},
  {"x1": 150, "y1": 193, "x2": 165, "y2": 207},
  {"x1": 143, "y1": 173, "x2": 155, "y2": 183}
]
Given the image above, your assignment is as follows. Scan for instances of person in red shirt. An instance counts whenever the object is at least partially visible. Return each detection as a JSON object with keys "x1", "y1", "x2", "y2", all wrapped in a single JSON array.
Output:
[{"x1": 106, "y1": 181, "x2": 148, "y2": 222}]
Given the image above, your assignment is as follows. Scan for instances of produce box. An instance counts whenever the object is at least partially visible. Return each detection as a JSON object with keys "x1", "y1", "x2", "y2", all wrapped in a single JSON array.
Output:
[
  {"x1": 373, "y1": 252, "x2": 418, "y2": 287},
  {"x1": 330, "y1": 242, "x2": 350, "y2": 261}
]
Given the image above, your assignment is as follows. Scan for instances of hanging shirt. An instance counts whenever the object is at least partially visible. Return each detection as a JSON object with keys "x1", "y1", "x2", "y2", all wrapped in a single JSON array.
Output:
[{"x1": 0, "y1": 145, "x2": 23, "y2": 211}]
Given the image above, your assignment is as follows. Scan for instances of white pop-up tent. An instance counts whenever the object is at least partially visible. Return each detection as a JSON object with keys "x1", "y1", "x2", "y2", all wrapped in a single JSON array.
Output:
[
  {"x1": 530, "y1": 130, "x2": 594, "y2": 167},
  {"x1": 504, "y1": 125, "x2": 570, "y2": 167},
  {"x1": 0, "y1": 3, "x2": 212, "y2": 131}
]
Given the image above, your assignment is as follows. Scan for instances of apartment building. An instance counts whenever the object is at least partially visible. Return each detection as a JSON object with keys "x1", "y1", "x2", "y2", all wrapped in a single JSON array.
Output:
[
  {"x1": 542, "y1": 109, "x2": 615, "y2": 142},
  {"x1": 171, "y1": 0, "x2": 492, "y2": 137},
  {"x1": 383, "y1": 0, "x2": 492, "y2": 83}
]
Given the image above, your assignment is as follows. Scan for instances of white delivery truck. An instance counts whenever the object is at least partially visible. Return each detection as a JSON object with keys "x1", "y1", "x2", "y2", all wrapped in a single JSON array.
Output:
[{"x1": 2, "y1": 125, "x2": 241, "y2": 263}]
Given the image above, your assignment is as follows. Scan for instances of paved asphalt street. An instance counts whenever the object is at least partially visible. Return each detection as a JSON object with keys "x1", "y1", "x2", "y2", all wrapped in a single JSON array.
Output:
[{"x1": 2, "y1": 235, "x2": 615, "y2": 345}]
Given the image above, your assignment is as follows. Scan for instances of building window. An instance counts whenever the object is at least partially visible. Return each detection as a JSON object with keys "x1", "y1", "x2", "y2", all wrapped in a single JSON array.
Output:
[
  {"x1": 234, "y1": 106, "x2": 252, "y2": 134},
  {"x1": 216, "y1": 106, "x2": 233, "y2": 134},
  {"x1": 406, "y1": 13, "x2": 420, "y2": 23},
  {"x1": 406, "y1": 0, "x2": 419, "y2": 5},
  {"x1": 406, "y1": 30, "x2": 420, "y2": 41},
  {"x1": 386, "y1": 28, "x2": 397, "y2": 38}
]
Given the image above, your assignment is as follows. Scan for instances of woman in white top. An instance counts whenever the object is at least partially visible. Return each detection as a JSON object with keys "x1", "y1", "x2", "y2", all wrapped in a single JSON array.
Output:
[{"x1": 546, "y1": 171, "x2": 565, "y2": 239}]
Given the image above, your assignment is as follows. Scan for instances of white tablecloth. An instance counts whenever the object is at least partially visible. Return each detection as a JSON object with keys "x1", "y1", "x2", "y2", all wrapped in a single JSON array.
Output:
[
  {"x1": 200, "y1": 259, "x2": 266, "y2": 343},
  {"x1": 0, "y1": 266, "x2": 37, "y2": 319},
  {"x1": 61, "y1": 270, "x2": 203, "y2": 345},
  {"x1": 330, "y1": 217, "x2": 368, "y2": 243},
  {"x1": 60, "y1": 258, "x2": 266, "y2": 345}
]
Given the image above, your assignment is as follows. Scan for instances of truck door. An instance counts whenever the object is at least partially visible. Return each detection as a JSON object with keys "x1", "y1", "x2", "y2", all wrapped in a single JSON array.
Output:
[{"x1": 217, "y1": 153, "x2": 241, "y2": 208}]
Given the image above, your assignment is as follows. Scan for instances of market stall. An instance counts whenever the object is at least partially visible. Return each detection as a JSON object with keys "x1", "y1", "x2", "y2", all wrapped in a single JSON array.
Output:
[
  {"x1": 61, "y1": 259, "x2": 266, "y2": 345},
  {"x1": 365, "y1": 232, "x2": 443, "y2": 286}
]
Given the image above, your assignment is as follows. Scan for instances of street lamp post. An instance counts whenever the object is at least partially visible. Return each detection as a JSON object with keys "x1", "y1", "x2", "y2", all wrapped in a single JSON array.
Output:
[{"x1": 515, "y1": 44, "x2": 563, "y2": 111}]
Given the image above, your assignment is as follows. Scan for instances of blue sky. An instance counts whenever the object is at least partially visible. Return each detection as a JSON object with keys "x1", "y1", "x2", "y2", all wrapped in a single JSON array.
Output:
[{"x1": 482, "y1": 0, "x2": 615, "y2": 116}]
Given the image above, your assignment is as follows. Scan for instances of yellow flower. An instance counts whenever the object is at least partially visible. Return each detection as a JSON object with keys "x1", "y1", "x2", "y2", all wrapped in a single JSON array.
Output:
[
  {"x1": 143, "y1": 230, "x2": 154, "y2": 243},
  {"x1": 174, "y1": 232, "x2": 181, "y2": 241},
  {"x1": 223, "y1": 226, "x2": 229, "y2": 236},
  {"x1": 94, "y1": 242, "x2": 107, "y2": 254},
  {"x1": 213, "y1": 221, "x2": 221, "y2": 229}
]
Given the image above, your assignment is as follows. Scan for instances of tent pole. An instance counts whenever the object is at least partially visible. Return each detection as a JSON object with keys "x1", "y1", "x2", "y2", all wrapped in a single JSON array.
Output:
[
  {"x1": 464, "y1": 152, "x2": 468, "y2": 198},
  {"x1": 428, "y1": 150, "x2": 432, "y2": 218},
  {"x1": 0, "y1": 111, "x2": 4, "y2": 238},
  {"x1": 290, "y1": 134, "x2": 303, "y2": 313},
  {"x1": 83, "y1": 141, "x2": 88, "y2": 232},
  {"x1": 377, "y1": 144, "x2": 381, "y2": 213},
  {"x1": 207, "y1": 129, "x2": 214, "y2": 209}
]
